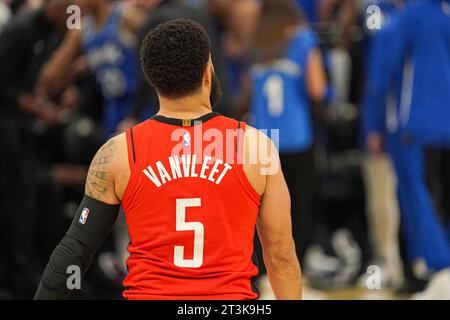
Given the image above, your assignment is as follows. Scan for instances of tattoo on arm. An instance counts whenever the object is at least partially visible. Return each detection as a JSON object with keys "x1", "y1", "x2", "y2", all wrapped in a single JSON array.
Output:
[{"x1": 85, "y1": 138, "x2": 116, "y2": 201}]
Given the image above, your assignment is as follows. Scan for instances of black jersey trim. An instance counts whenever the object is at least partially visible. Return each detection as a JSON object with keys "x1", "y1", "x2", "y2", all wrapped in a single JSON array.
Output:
[
  {"x1": 129, "y1": 127, "x2": 136, "y2": 163},
  {"x1": 236, "y1": 121, "x2": 242, "y2": 154},
  {"x1": 150, "y1": 112, "x2": 221, "y2": 127}
]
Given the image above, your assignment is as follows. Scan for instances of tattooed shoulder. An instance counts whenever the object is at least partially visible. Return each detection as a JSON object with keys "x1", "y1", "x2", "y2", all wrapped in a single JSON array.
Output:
[{"x1": 85, "y1": 137, "x2": 118, "y2": 201}]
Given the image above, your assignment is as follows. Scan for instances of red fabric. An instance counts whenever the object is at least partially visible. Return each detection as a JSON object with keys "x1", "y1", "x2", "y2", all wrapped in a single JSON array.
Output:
[{"x1": 121, "y1": 115, "x2": 260, "y2": 300}]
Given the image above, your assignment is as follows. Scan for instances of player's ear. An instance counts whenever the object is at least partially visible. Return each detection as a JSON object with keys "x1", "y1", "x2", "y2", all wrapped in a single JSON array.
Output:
[{"x1": 203, "y1": 55, "x2": 213, "y2": 88}]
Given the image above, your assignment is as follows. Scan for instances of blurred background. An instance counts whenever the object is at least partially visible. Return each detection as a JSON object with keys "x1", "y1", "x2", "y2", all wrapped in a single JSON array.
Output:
[{"x1": 0, "y1": 0, "x2": 449, "y2": 300}]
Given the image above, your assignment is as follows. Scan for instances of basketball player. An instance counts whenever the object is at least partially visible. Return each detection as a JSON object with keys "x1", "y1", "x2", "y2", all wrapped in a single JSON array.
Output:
[
  {"x1": 364, "y1": 0, "x2": 450, "y2": 299},
  {"x1": 39, "y1": 0, "x2": 147, "y2": 137},
  {"x1": 360, "y1": 0, "x2": 405, "y2": 289},
  {"x1": 34, "y1": 19, "x2": 301, "y2": 300},
  {"x1": 250, "y1": 0, "x2": 326, "y2": 263},
  {"x1": 378, "y1": 0, "x2": 450, "y2": 299}
]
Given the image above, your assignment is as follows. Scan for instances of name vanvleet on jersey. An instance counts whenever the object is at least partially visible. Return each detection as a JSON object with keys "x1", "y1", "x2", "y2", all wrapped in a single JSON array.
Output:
[{"x1": 143, "y1": 154, "x2": 233, "y2": 188}]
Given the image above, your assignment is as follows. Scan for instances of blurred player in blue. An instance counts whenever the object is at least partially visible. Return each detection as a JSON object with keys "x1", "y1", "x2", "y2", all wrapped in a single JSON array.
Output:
[
  {"x1": 361, "y1": 0, "x2": 406, "y2": 289},
  {"x1": 365, "y1": 0, "x2": 450, "y2": 299},
  {"x1": 39, "y1": 0, "x2": 147, "y2": 138},
  {"x1": 250, "y1": 0, "x2": 327, "y2": 263}
]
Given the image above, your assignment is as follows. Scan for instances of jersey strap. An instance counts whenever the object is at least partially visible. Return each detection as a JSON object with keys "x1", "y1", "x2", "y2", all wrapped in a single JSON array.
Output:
[
  {"x1": 150, "y1": 112, "x2": 221, "y2": 127},
  {"x1": 126, "y1": 127, "x2": 136, "y2": 169}
]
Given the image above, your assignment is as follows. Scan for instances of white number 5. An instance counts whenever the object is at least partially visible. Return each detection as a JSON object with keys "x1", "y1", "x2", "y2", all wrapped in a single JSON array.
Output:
[{"x1": 174, "y1": 198, "x2": 204, "y2": 268}]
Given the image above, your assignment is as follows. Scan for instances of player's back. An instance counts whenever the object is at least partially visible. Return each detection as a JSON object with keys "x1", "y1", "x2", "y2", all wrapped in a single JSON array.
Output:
[
  {"x1": 250, "y1": 27, "x2": 317, "y2": 152},
  {"x1": 121, "y1": 113, "x2": 261, "y2": 300}
]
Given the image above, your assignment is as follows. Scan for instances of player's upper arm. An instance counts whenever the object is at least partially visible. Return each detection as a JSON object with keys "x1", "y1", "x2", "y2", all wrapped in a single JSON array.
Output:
[
  {"x1": 242, "y1": 125, "x2": 292, "y2": 249},
  {"x1": 85, "y1": 133, "x2": 129, "y2": 205},
  {"x1": 256, "y1": 147, "x2": 292, "y2": 253},
  {"x1": 243, "y1": 125, "x2": 280, "y2": 196}
]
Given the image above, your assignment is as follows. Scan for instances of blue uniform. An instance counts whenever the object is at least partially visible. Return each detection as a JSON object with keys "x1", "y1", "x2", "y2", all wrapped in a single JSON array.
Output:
[
  {"x1": 250, "y1": 28, "x2": 318, "y2": 153},
  {"x1": 388, "y1": 0, "x2": 450, "y2": 145},
  {"x1": 296, "y1": 0, "x2": 321, "y2": 23},
  {"x1": 361, "y1": 1, "x2": 403, "y2": 139},
  {"x1": 82, "y1": 4, "x2": 139, "y2": 137},
  {"x1": 364, "y1": 0, "x2": 450, "y2": 270}
]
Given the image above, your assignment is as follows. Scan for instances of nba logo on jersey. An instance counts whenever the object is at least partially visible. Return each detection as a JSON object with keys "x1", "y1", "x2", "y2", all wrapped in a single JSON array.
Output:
[
  {"x1": 79, "y1": 207, "x2": 90, "y2": 225},
  {"x1": 183, "y1": 131, "x2": 191, "y2": 148}
]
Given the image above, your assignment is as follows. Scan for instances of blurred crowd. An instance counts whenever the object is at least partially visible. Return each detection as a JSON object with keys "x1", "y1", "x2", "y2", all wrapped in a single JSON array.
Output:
[{"x1": 0, "y1": 0, "x2": 449, "y2": 299}]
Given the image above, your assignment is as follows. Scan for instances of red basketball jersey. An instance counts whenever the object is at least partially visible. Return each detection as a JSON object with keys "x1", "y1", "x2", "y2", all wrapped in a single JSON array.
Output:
[{"x1": 121, "y1": 113, "x2": 261, "y2": 300}]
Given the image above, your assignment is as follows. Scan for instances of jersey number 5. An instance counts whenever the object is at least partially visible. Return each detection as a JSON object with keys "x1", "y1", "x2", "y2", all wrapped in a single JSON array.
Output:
[{"x1": 174, "y1": 198, "x2": 204, "y2": 268}]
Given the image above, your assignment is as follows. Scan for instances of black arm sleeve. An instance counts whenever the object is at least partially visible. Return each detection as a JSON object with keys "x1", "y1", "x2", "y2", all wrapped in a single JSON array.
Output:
[{"x1": 34, "y1": 196, "x2": 120, "y2": 300}]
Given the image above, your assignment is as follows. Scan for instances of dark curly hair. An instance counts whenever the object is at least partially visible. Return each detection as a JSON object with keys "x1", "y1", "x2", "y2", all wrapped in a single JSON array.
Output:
[{"x1": 140, "y1": 19, "x2": 211, "y2": 99}]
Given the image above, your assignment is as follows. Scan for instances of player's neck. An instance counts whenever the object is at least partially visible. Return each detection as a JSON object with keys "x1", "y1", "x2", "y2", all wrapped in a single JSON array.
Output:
[{"x1": 157, "y1": 94, "x2": 213, "y2": 120}]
